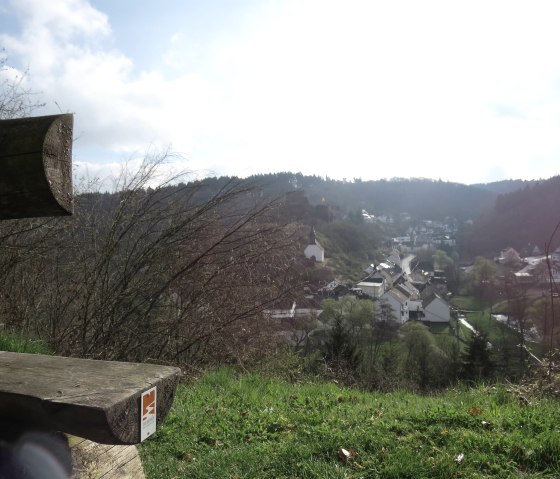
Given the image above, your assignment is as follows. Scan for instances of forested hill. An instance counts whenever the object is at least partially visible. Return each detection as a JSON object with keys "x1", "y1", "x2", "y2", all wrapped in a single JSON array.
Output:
[
  {"x1": 471, "y1": 179, "x2": 535, "y2": 195},
  {"x1": 465, "y1": 175, "x2": 560, "y2": 256},
  {"x1": 242, "y1": 173, "x2": 498, "y2": 221}
]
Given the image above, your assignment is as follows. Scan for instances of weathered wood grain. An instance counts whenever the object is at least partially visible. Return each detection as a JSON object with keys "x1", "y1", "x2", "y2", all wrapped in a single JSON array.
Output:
[
  {"x1": 0, "y1": 114, "x2": 74, "y2": 219},
  {"x1": 70, "y1": 435, "x2": 146, "y2": 479},
  {"x1": 0, "y1": 352, "x2": 181, "y2": 444}
]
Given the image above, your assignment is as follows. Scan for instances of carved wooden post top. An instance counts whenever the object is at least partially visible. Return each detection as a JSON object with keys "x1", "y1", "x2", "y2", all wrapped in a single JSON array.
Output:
[{"x1": 0, "y1": 114, "x2": 74, "y2": 219}]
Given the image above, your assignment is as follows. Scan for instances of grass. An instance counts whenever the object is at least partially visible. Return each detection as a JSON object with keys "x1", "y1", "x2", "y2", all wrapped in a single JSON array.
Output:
[
  {"x1": 140, "y1": 369, "x2": 560, "y2": 478},
  {"x1": 427, "y1": 322, "x2": 452, "y2": 336},
  {"x1": 0, "y1": 330, "x2": 52, "y2": 354},
  {"x1": 450, "y1": 295, "x2": 487, "y2": 311},
  {"x1": 325, "y1": 253, "x2": 365, "y2": 282},
  {"x1": 465, "y1": 312, "x2": 522, "y2": 346}
]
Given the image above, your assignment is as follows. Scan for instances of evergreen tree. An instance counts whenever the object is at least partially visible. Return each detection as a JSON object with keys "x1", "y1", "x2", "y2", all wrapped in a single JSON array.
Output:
[
  {"x1": 323, "y1": 317, "x2": 361, "y2": 371},
  {"x1": 461, "y1": 331, "x2": 494, "y2": 381}
]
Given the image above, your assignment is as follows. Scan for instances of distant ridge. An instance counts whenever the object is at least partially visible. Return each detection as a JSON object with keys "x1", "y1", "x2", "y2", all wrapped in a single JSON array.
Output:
[
  {"x1": 470, "y1": 179, "x2": 536, "y2": 195},
  {"x1": 465, "y1": 175, "x2": 560, "y2": 256}
]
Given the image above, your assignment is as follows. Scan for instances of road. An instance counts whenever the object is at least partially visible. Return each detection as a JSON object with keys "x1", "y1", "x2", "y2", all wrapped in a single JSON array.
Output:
[{"x1": 401, "y1": 254, "x2": 415, "y2": 276}]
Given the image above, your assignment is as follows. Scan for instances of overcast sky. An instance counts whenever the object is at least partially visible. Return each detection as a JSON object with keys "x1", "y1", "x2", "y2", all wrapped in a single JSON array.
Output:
[{"x1": 1, "y1": 0, "x2": 560, "y2": 185}]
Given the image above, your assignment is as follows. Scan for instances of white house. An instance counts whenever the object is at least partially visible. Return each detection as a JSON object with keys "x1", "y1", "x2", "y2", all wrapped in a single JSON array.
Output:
[
  {"x1": 381, "y1": 288, "x2": 410, "y2": 323},
  {"x1": 357, "y1": 278, "x2": 385, "y2": 298},
  {"x1": 304, "y1": 227, "x2": 325, "y2": 262},
  {"x1": 498, "y1": 247, "x2": 521, "y2": 265},
  {"x1": 422, "y1": 293, "x2": 450, "y2": 323},
  {"x1": 553, "y1": 246, "x2": 560, "y2": 264}
]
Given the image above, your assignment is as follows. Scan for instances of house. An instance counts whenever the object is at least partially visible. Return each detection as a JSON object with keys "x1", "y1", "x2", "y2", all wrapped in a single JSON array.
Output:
[
  {"x1": 513, "y1": 271, "x2": 534, "y2": 284},
  {"x1": 376, "y1": 215, "x2": 393, "y2": 224},
  {"x1": 393, "y1": 276, "x2": 420, "y2": 297},
  {"x1": 553, "y1": 246, "x2": 560, "y2": 264},
  {"x1": 408, "y1": 270, "x2": 430, "y2": 292},
  {"x1": 357, "y1": 259, "x2": 400, "y2": 298},
  {"x1": 393, "y1": 278, "x2": 423, "y2": 320},
  {"x1": 422, "y1": 293, "x2": 450, "y2": 323},
  {"x1": 432, "y1": 235, "x2": 456, "y2": 247},
  {"x1": 514, "y1": 257, "x2": 560, "y2": 286},
  {"x1": 392, "y1": 236, "x2": 411, "y2": 247},
  {"x1": 498, "y1": 247, "x2": 520, "y2": 266},
  {"x1": 361, "y1": 209, "x2": 375, "y2": 223},
  {"x1": 380, "y1": 288, "x2": 410, "y2": 323},
  {"x1": 356, "y1": 278, "x2": 385, "y2": 298},
  {"x1": 387, "y1": 249, "x2": 402, "y2": 271},
  {"x1": 534, "y1": 263, "x2": 560, "y2": 286},
  {"x1": 304, "y1": 227, "x2": 325, "y2": 262},
  {"x1": 318, "y1": 280, "x2": 349, "y2": 298},
  {"x1": 379, "y1": 276, "x2": 420, "y2": 323}
]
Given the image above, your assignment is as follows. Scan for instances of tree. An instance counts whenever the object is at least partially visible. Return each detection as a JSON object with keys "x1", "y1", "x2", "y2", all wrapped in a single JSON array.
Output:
[
  {"x1": 473, "y1": 256, "x2": 498, "y2": 284},
  {"x1": 1, "y1": 156, "x2": 304, "y2": 366},
  {"x1": 320, "y1": 296, "x2": 375, "y2": 372},
  {"x1": 365, "y1": 299, "x2": 399, "y2": 363},
  {"x1": 465, "y1": 256, "x2": 499, "y2": 304},
  {"x1": 504, "y1": 281, "x2": 530, "y2": 373},
  {"x1": 323, "y1": 316, "x2": 361, "y2": 371},
  {"x1": 401, "y1": 322, "x2": 448, "y2": 390},
  {"x1": 321, "y1": 296, "x2": 374, "y2": 337},
  {"x1": 433, "y1": 249, "x2": 459, "y2": 293},
  {"x1": 529, "y1": 295, "x2": 560, "y2": 352},
  {"x1": 461, "y1": 331, "x2": 494, "y2": 381},
  {"x1": 0, "y1": 56, "x2": 45, "y2": 119}
]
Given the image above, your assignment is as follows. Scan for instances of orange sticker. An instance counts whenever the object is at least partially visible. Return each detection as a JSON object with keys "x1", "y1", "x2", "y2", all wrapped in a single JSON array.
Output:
[{"x1": 141, "y1": 387, "x2": 157, "y2": 441}]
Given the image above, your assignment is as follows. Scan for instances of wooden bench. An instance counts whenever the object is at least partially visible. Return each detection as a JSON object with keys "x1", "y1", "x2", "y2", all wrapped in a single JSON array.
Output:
[
  {"x1": 0, "y1": 114, "x2": 181, "y2": 477},
  {"x1": 0, "y1": 351, "x2": 180, "y2": 445}
]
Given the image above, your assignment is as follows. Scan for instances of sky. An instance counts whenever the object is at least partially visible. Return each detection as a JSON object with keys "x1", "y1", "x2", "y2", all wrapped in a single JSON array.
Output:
[{"x1": 1, "y1": 0, "x2": 560, "y2": 186}]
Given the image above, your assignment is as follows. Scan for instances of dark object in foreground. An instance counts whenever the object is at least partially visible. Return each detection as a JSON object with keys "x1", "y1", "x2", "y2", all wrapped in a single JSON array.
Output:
[
  {"x1": 0, "y1": 431, "x2": 72, "y2": 479},
  {"x1": 0, "y1": 114, "x2": 74, "y2": 219},
  {"x1": 0, "y1": 351, "x2": 181, "y2": 445}
]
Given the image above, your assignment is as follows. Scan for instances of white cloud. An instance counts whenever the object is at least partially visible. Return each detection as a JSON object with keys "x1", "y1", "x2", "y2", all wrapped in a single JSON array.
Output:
[
  {"x1": 1, "y1": 0, "x2": 218, "y2": 174},
  {"x1": 2, "y1": 0, "x2": 560, "y2": 184},
  {"x1": 200, "y1": 0, "x2": 560, "y2": 183}
]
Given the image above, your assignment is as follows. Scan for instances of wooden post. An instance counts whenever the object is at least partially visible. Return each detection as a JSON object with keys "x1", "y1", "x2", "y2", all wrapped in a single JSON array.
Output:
[{"x1": 0, "y1": 114, "x2": 74, "y2": 219}]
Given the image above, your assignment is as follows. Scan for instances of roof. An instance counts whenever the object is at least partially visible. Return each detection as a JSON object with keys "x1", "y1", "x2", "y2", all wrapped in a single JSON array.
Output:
[
  {"x1": 307, "y1": 226, "x2": 323, "y2": 248},
  {"x1": 364, "y1": 264, "x2": 376, "y2": 275},
  {"x1": 422, "y1": 292, "x2": 448, "y2": 308},
  {"x1": 357, "y1": 281, "x2": 384, "y2": 289},
  {"x1": 387, "y1": 250, "x2": 401, "y2": 265},
  {"x1": 382, "y1": 288, "x2": 408, "y2": 304},
  {"x1": 394, "y1": 282, "x2": 419, "y2": 299}
]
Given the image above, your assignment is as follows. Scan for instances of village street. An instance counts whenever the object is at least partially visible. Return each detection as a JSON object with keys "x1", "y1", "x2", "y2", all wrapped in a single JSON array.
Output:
[{"x1": 401, "y1": 254, "x2": 415, "y2": 276}]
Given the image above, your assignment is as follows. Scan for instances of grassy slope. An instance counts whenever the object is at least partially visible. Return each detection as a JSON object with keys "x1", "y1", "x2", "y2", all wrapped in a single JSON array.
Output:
[
  {"x1": 0, "y1": 331, "x2": 52, "y2": 354},
  {"x1": 140, "y1": 369, "x2": 560, "y2": 479},
  {"x1": 450, "y1": 295, "x2": 487, "y2": 311}
]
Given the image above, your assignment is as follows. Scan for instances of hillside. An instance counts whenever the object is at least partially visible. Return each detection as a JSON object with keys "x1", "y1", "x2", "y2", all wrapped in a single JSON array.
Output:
[
  {"x1": 183, "y1": 173, "x2": 560, "y2": 260},
  {"x1": 140, "y1": 369, "x2": 560, "y2": 479},
  {"x1": 238, "y1": 173, "x2": 499, "y2": 222},
  {"x1": 465, "y1": 176, "x2": 560, "y2": 256},
  {"x1": 471, "y1": 179, "x2": 535, "y2": 195}
]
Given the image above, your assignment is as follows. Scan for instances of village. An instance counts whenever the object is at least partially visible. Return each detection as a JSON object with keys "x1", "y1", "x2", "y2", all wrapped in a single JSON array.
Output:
[
  {"x1": 265, "y1": 226, "x2": 452, "y2": 343},
  {"x1": 265, "y1": 223, "x2": 560, "y2": 348}
]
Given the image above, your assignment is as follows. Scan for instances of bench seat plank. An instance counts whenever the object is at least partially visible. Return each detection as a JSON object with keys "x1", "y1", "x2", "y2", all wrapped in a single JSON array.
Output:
[{"x1": 0, "y1": 352, "x2": 180, "y2": 445}]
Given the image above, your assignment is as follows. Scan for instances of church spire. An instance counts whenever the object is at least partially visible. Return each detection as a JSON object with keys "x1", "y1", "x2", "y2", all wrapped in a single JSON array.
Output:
[{"x1": 309, "y1": 226, "x2": 317, "y2": 245}]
